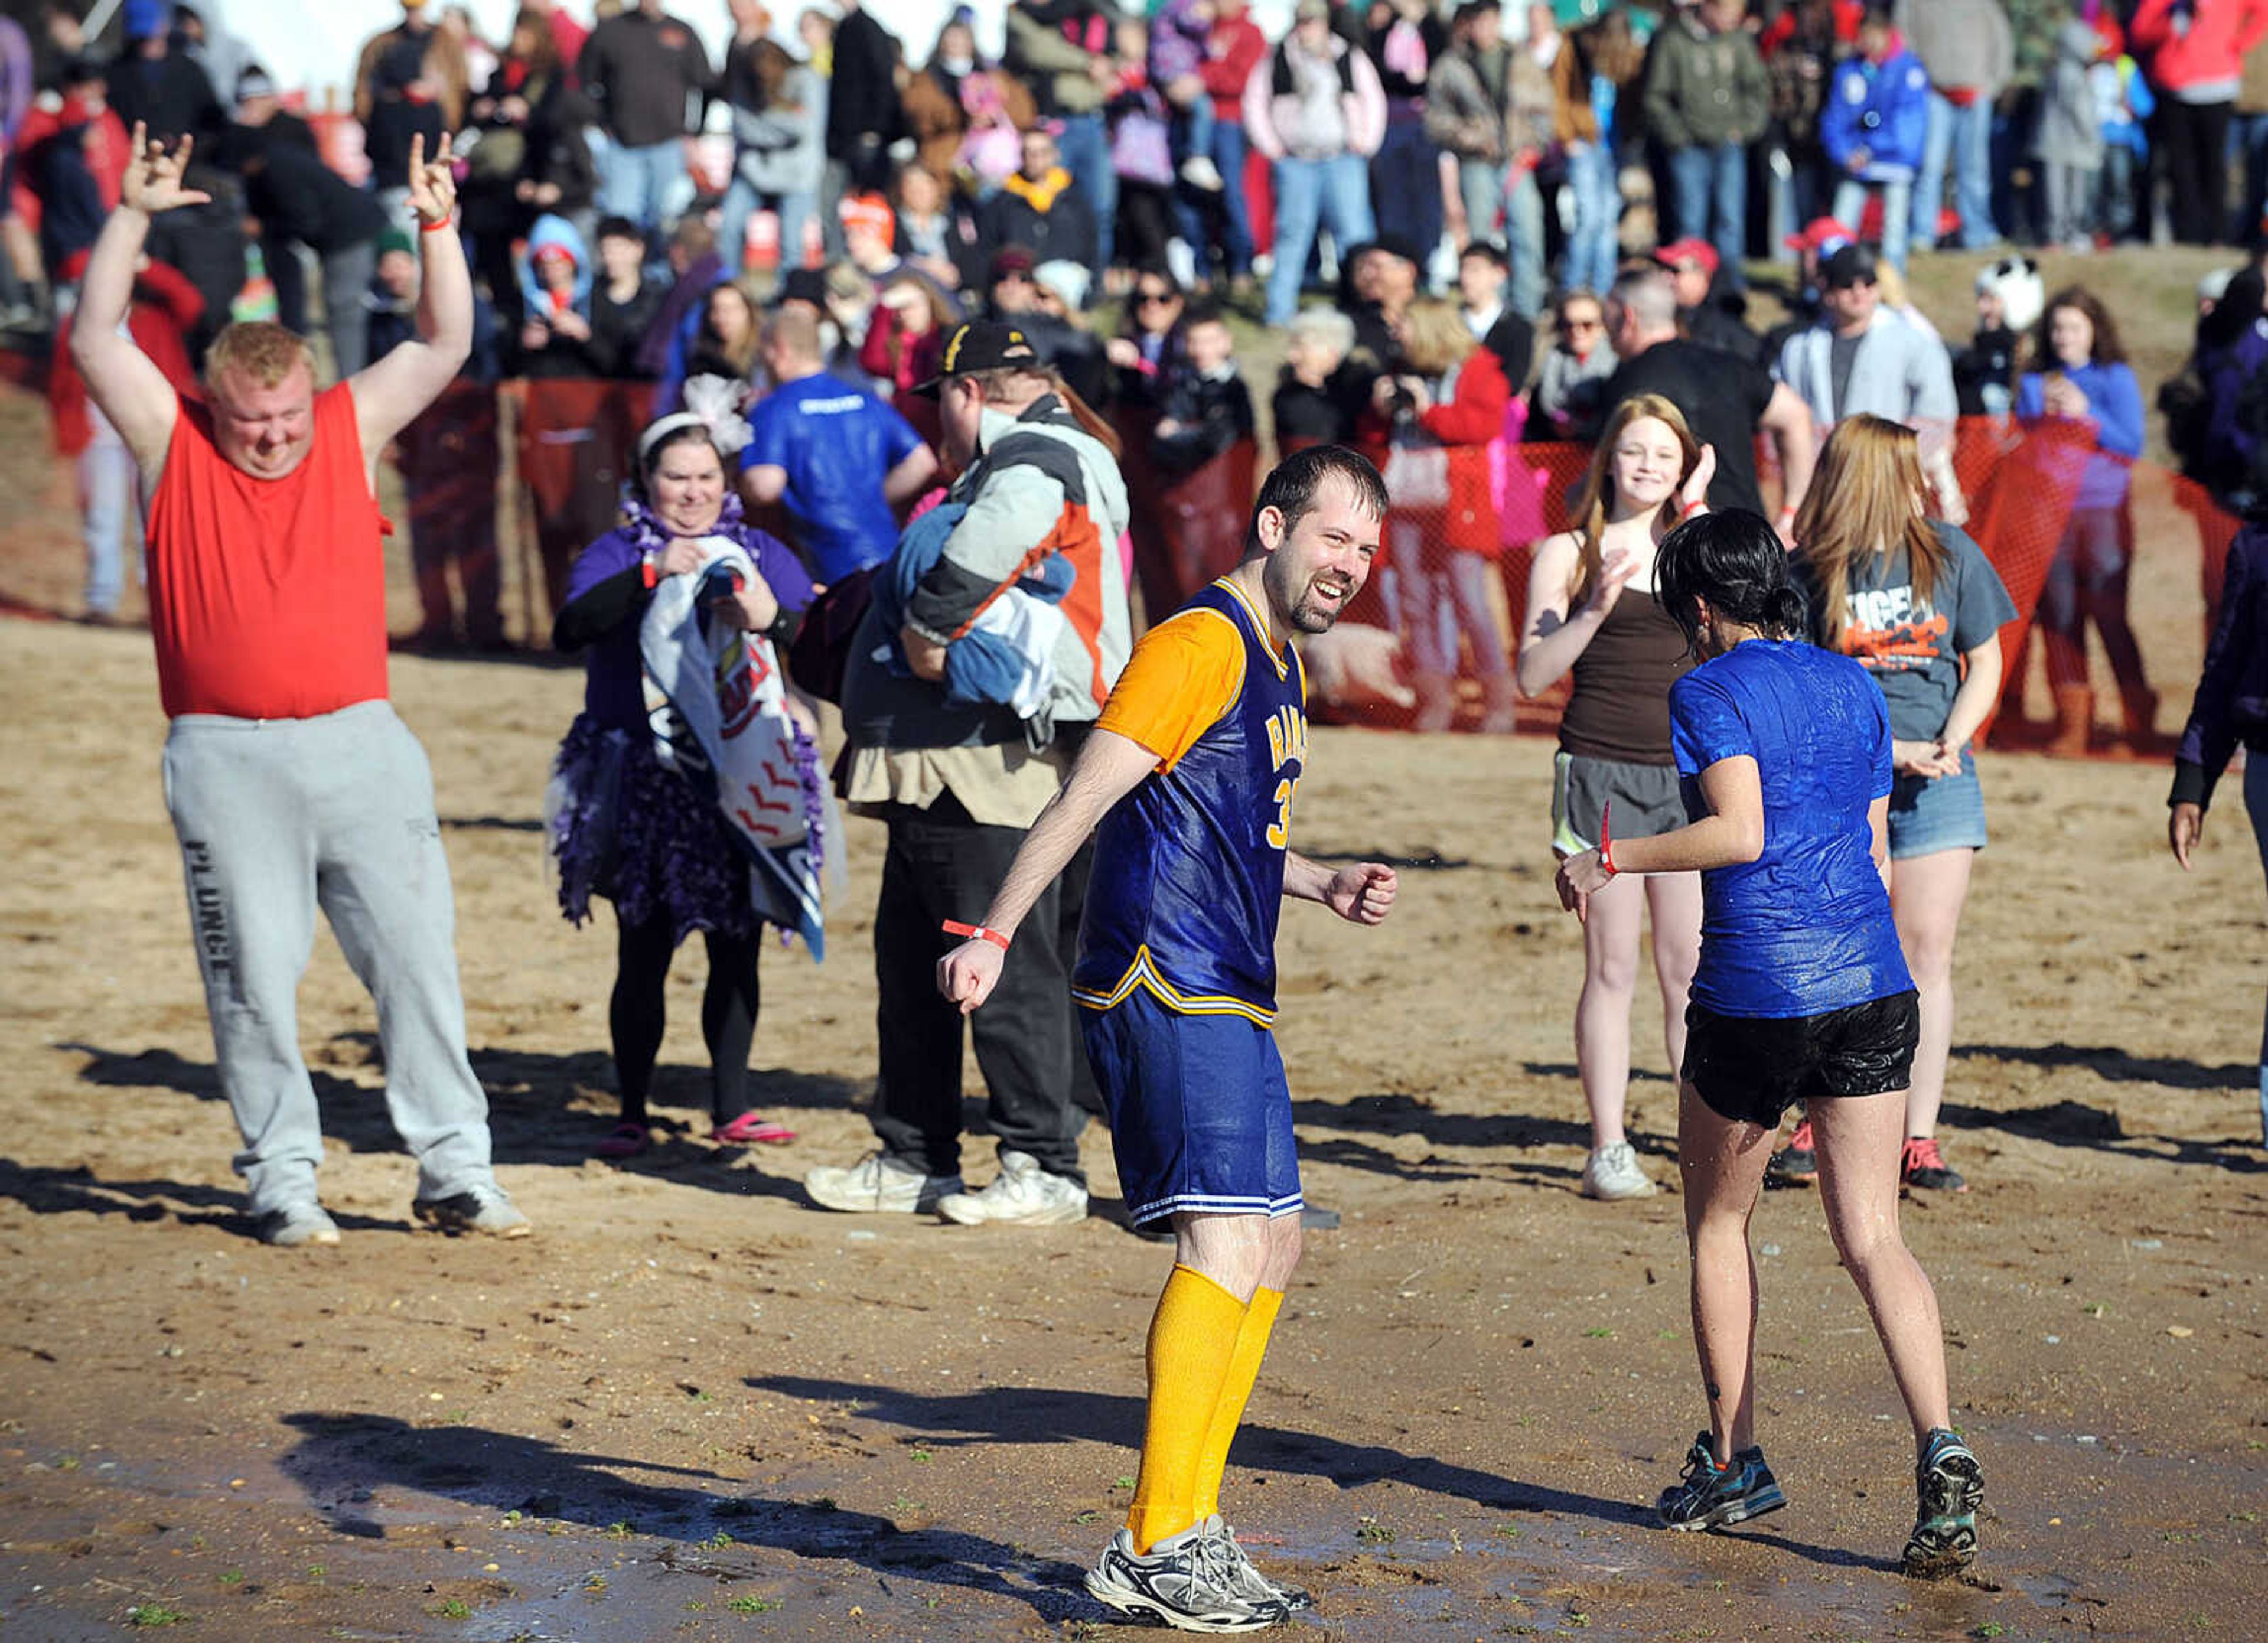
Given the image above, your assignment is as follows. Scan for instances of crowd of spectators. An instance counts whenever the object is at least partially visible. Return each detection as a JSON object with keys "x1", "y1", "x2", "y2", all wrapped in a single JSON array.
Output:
[{"x1": 5, "y1": 0, "x2": 2268, "y2": 693}]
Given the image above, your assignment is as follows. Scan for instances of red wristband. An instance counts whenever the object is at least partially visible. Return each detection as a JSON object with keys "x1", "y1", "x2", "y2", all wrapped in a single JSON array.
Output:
[
  {"x1": 1679, "y1": 498, "x2": 1707, "y2": 520},
  {"x1": 1599, "y1": 801, "x2": 1618, "y2": 878},
  {"x1": 418, "y1": 214, "x2": 455, "y2": 233},
  {"x1": 943, "y1": 920, "x2": 1010, "y2": 951},
  {"x1": 640, "y1": 550, "x2": 657, "y2": 589}
]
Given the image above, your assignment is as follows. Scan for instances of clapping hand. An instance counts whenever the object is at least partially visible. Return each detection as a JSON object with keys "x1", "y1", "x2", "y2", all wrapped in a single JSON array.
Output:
[
  {"x1": 407, "y1": 131, "x2": 457, "y2": 228},
  {"x1": 1678, "y1": 442, "x2": 1718, "y2": 516},
  {"x1": 122, "y1": 125, "x2": 211, "y2": 215},
  {"x1": 1585, "y1": 546, "x2": 1640, "y2": 615}
]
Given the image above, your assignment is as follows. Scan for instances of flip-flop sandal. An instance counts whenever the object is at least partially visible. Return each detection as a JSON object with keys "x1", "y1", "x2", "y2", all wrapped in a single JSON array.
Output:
[
  {"x1": 595, "y1": 1122, "x2": 650, "y2": 1159},
  {"x1": 710, "y1": 1112, "x2": 797, "y2": 1146}
]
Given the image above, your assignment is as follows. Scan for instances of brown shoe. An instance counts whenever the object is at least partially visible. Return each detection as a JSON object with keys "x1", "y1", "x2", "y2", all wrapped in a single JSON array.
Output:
[{"x1": 2047, "y1": 684, "x2": 2094, "y2": 758}]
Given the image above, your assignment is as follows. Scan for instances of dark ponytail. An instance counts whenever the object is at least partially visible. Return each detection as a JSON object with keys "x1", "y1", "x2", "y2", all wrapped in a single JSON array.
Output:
[{"x1": 1656, "y1": 508, "x2": 1806, "y2": 656}]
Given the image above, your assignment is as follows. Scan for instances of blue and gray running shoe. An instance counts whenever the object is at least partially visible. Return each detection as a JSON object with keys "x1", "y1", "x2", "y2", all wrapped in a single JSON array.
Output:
[
  {"x1": 1902, "y1": 1428, "x2": 1983, "y2": 1579},
  {"x1": 1657, "y1": 1432, "x2": 1788, "y2": 1531}
]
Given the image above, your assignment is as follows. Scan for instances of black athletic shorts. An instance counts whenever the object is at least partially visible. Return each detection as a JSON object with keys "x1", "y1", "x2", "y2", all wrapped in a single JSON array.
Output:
[{"x1": 1682, "y1": 990, "x2": 1921, "y2": 1129}]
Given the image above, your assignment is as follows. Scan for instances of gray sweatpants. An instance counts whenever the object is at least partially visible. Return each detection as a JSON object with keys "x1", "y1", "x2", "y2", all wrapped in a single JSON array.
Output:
[{"x1": 160, "y1": 700, "x2": 497, "y2": 1216}]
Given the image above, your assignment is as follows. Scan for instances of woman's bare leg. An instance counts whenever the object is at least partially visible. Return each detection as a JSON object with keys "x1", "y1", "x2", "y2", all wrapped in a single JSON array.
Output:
[
  {"x1": 1677, "y1": 1084, "x2": 1775, "y2": 1459},
  {"x1": 1810, "y1": 1088, "x2": 1953, "y2": 1450}
]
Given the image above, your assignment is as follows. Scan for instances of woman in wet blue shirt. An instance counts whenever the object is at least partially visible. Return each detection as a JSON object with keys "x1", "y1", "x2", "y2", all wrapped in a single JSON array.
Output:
[{"x1": 1555, "y1": 508, "x2": 1982, "y2": 1581}]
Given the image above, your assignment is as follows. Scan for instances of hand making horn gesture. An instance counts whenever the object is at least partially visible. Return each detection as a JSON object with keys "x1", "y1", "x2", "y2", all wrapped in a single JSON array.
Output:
[
  {"x1": 120, "y1": 123, "x2": 213, "y2": 215},
  {"x1": 407, "y1": 131, "x2": 458, "y2": 229}
]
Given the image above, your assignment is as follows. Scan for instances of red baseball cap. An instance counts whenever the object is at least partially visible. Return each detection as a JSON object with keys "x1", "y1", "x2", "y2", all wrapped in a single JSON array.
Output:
[
  {"x1": 838, "y1": 193, "x2": 895, "y2": 243},
  {"x1": 1783, "y1": 216, "x2": 1853, "y2": 255},
  {"x1": 1651, "y1": 237, "x2": 1719, "y2": 274}
]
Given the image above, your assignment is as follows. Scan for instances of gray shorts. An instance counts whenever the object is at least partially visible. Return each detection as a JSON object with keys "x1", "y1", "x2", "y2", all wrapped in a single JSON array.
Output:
[{"x1": 1552, "y1": 749, "x2": 1686, "y2": 856}]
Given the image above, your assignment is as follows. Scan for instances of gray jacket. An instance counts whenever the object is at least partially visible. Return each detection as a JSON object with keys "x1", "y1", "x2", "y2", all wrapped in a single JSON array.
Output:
[
  {"x1": 2032, "y1": 19, "x2": 2105, "y2": 169},
  {"x1": 1896, "y1": 0, "x2": 2013, "y2": 96},
  {"x1": 1775, "y1": 308, "x2": 1958, "y2": 461},
  {"x1": 734, "y1": 63, "x2": 824, "y2": 195},
  {"x1": 1426, "y1": 44, "x2": 1506, "y2": 162}
]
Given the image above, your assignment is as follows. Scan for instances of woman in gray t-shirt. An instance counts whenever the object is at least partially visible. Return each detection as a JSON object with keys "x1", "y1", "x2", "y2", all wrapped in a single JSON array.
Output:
[{"x1": 1791, "y1": 415, "x2": 2017, "y2": 1199}]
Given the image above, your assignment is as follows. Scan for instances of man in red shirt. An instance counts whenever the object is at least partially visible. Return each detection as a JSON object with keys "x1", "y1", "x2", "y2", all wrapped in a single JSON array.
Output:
[{"x1": 70, "y1": 125, "x2": 530, "y2": 1247}]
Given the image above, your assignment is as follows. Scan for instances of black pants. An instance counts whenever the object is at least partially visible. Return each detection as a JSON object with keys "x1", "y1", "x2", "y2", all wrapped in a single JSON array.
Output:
[
  {"x1": 2159, "y1": 97, "x2": 2234, "y2": 245},
  {"x1": 610, "y1": 911, "x2": 762, "y2": 1127},
  {"x1": 869, "y1": 792, "x2": 1087, "y2": 1183}
]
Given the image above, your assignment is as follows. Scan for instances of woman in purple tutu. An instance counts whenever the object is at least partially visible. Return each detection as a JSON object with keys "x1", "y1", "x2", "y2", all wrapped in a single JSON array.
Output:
[{"x1": 550, "y1": 387, "x2": 819, "y2": 1158}]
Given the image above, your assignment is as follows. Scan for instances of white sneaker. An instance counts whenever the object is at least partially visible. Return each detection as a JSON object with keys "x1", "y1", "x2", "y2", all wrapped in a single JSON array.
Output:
[
  {"x1": 413, "y1": 1189, "x2": 533, "y2": 1237},
  {"x1": 1581, "y1": 1141, "x2": 1657, "y2": 1201},
  {"x1": 258, "y1": 1202, "x2": 341, "y2": 1247},
  {"x1": 1165, "y1": 236, "x2": 1199, "y2": 291},
  {"x1": 1201, "y1": 1515, "x2": 1312, "y2": 1612},
  {"x1": 1085, "y1": 1523, "x2": 1285, "y2": 1632},
  {"x1": 1179, "y1": 154, "x2": 1225, "y2": 192},
  {"x1": 804, "y1": 1151, "x2": 962, "y2": 1214},
  {"x1": 936, "y1": 1149, "x2": 1087, "y2": 1226}
]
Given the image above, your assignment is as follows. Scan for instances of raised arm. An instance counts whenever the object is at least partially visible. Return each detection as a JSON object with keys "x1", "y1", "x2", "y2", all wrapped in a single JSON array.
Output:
[
  {"x1": 69, "y1": 125, "x2": 204, "y2": 481},
  {"x1": 351, "y1": 132, "x2": 472, "y2": 462},
  {"x1": 936, "y1": 729, "x2": 1163, "y2": 1013}
]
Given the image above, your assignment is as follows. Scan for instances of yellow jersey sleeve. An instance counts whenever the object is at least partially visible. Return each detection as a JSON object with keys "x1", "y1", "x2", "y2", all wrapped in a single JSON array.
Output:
[{"x1": 1095, "y1": 608, "x2": 1247, "y2": 771}]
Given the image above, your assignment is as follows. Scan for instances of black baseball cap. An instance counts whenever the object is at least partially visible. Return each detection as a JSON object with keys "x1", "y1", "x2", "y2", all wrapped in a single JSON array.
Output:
[
  {"x1": 1820, "y1": 242, "x2": 1879, "y2": 290},
  {"x1": 914, "y1": 321, "x2": 1042, "y2": 397}
]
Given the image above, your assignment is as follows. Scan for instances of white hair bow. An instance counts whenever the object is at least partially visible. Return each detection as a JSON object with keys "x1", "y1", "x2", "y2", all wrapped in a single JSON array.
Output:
[{"x1": 638, "y1": 374, "x2": 755, "y2": 467}]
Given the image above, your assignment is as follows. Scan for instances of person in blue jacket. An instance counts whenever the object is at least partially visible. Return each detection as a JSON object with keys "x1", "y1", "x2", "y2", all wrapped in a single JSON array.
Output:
[
  {"x1": 1555, "y1": 507, "x2": 1982, "y2": 1580},
  {"x1": 2015, "y1": 284, "x2": 2152, "y2": 753},
  {"x1": 1821, "y1": 5, "x2": 1932, "y2": 273}
]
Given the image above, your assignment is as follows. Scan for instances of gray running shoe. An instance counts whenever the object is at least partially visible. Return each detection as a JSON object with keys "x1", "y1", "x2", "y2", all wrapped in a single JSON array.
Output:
[
  {"x1": 1200, "y1": 1515, "x2": 1312, "y2": 1613},
  {"x1": 804, "y1": 1151, "x2": 963, "y2": 1214},
  {"x1": 412, "y1": 1189, "x2": 532, "y2": 1238},
  {"x1": 1085, "y1": 1524, "x2": 1286, "y2": 1632},
  {"x1": 935, "y1": 1150, "x2": 1087, "y2": 1226},
  {"x1": 257, "y1": 1203, "x2": 341, "y2": 1247},
  {"x1": 1902, "y1": 1428, "x2": 1983, "y2": 1579}
]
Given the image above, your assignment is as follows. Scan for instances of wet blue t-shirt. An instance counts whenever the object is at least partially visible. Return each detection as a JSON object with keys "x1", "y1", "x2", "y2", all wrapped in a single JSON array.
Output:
[
  {"x1": 1670, "y1": 640, "x2": 1914, "y2": 1018},
  {"x1": 742, "y1": 375, "x2": 925, "y2": 583}
]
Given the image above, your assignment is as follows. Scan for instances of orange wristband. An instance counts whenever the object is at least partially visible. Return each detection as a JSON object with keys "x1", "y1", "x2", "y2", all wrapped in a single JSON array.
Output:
[
  {"x1": 1599, "y1": 801, "x2": 1618, "y2": 877},
  {"x1": 943, "y1": 920, "x2": 1010, "y2": 950},
  {"x1": 418, "y1": 214, "x2": 455, "y2": 233}
]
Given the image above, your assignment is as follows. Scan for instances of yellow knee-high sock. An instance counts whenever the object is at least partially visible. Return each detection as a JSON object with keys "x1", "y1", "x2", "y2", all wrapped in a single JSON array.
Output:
[
  {"x1": 1191, "y1": 1285, "x2": 1283, "y2": 1524},
  {"x1": 1126, "y1": 1264, "x2": 1247, "y2": 1553}
]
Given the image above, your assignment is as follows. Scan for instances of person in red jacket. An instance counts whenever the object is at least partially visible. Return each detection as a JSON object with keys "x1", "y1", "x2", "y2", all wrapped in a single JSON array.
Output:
[
  {"x1": 1174, "y1": 0, "x2": 1267, "y2": 292},
  {"x1": 49, "y1": 247, "x2": 201, "y2": 621},
  {"x1": 2132, "y1": 0, "x2": 2268, "y2": 243},
  {"x1": 1363, "y1": 294, "x2": 1513, "y2": 732},
  {"x1": 11, "y1": 56, "x2": 128, "y2": 266}
]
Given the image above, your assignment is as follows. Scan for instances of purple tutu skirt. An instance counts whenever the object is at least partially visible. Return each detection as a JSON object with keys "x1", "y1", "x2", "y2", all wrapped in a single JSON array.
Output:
[{"x1": 552, "y1": 714, "x2": 760, "y2": 944}]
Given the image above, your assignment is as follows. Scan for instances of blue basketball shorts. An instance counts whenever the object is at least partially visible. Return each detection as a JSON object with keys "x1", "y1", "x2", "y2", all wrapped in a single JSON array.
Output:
[{"x1": 1079, "y1": 986, "x2": 1302, "y2": 1230}]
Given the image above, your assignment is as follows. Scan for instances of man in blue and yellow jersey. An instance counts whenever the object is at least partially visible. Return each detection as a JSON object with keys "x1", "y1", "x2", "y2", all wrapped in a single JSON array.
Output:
[{"x1": 938, "y1": 444, "x2": 1399, "y2": 1633}]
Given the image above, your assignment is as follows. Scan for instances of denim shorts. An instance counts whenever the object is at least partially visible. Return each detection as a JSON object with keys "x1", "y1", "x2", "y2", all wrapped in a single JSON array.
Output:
[
  {"x1": 1887, "y1": 751, "x2": 1988, "y2": 860},
  {"x1": 1683, "y1": 990, "x2": 1921, "y2": 1129}
]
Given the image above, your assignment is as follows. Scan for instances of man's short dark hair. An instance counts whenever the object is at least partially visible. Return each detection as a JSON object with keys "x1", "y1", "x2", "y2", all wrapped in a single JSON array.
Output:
[
  {"x1": 595, "y1": 216, "x2": 644, "y2": 246},
  {"x1": 1182, "y1": 297, "x2": 1230, "y2": 331},
  {"x1": 1249, "y1": 445, "x2": 1387, "y2": 555},
  {"x1": 1460, "y1": 238, "x2": 1510, "y2": 270}
]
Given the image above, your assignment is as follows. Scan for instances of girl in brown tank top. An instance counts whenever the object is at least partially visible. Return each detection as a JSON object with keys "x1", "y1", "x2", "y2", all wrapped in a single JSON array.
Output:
[{"x1": 1513, "y1": 393, "x2": 1712, "y2": 1203}]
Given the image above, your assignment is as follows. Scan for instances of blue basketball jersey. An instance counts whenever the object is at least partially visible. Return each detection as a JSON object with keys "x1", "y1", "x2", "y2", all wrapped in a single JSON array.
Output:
[{"x1": 1074, "y1": 579, "x2": 1308, "y2": 1025}]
